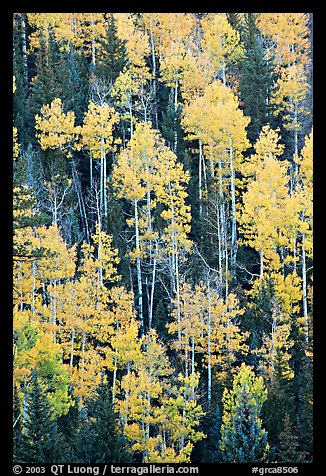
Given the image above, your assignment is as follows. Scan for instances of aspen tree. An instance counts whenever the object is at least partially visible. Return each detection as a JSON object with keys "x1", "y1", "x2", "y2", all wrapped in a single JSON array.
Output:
[
  {"x1": 35, "y1": 98, "x2": 90, "y2": 240},
  {"x1": 257, "y1": 13, "x2": 311, "y2": 157},
  {"x1": 293, "y1": 130, "x2": 313, "y2": 341},
  {"x1": 79, "y1": 101, "x2": 119, "y2": 224},
  {"x1": 153, "y1": 14, "x2": 197, "y2": 151},
  {"x1": 201, "y1": 13, "x2": 244, "y2": 86},
  {"x1": 117, "y1": 330, "x2": 172, "y2": 462},
  {"x1": 182, "y1": 80, "x2": 250, "y2": 286}
]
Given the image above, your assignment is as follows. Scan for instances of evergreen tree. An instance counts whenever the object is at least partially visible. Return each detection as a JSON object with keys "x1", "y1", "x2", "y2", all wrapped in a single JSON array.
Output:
[
  {"x1": 277, "y1": 415, "x2": 304, "y2": 463},
  {"x1": 96, "y1": 14, "x2": 129, "y2": 84},
  {"x1": 76, "y1": 383, "x2": 132, "y2": 463},
  {"x1": 220, "y1": 364, "x2": 270, "y2": 463},
  {"x1": 238, "y1": 13, "x2": 275, "y2": 143},
  {"x1": 15, "y1": 374, "x2": 69, "y2": 463},
  {"x1": 263, "y1": 349, "x2": 295, "y2": 452}
]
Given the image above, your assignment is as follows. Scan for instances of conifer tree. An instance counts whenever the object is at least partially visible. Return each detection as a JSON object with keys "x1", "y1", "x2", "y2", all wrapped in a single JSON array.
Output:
[
  {"x1": 238, "y1": 13, "x2": 275, "y2": 143},
  {"x1": 76, "y1": 382, "x2": 132, "y2": 463},
  {"x1": 220, "y1": 363, "x2": 269, "y2": 463},
  {"x1": 15, "y1": 373, "x2": 70, "y2": 463}
]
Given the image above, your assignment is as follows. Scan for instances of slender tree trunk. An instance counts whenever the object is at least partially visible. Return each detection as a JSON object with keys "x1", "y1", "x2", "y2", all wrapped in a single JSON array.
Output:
[
  {"x1": 149, "y1": 25, "x2": 159, "y2": 129},
  {"x1": 302, "y1": 233, "x2": 309, "y2": 342},
  {"x1": 229, "y1": 140, "x2": 238, "y2": 278},
  {"x1": 134, "y1": 198, "x2": 144, "y2": 334},
  {"x1": 260, "y1": 248, "x2": 264, "y2": 278},
  {"x1": 174, "y1": 80, "x2": 178, "y2": 153},
  {"x1": 198, "y1": 138, "x2": 203, "y2": 221},
  {"x1": 70, "y1": 329, "x2": 75, "y2": 372},
  {"x1": 104, "y1": 152, "x2": 107, "y2": 219},
  {"x1": 90, "y1": 153, "x2": 93, "y2": 190},
  {"x1": 20, "y1": 14, "x2": 28, "y2": 85},
  {"x1": 191, "y1": 336, "x2": 195, "y2": 399},
  {"x1": 148, "y1": 243, "x2": 157, "y2": 331},
  {"x1": 207, "y1": 282, "x2": 212, "y2": 403},
  {"x1": 71, "y1": 160, "x2": 90, "y2": 242}
]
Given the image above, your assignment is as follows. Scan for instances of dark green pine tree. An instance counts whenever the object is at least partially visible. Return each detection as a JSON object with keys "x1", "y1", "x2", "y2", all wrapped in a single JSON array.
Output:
[
  {"x1": 294, "y1": 349, "x2": 313, "y2": 462},
  {"x1": 75, "y1": 382, "x2": 132, "y2": 463},
  {"x1": 192, "y1": 404, "x2": 224, "y2": 463},
  {"x1": 238, "y1": 13, "x2": 276, "y2": 144},
  {"x1": 263, "y1": 349, "x2": 295, "y2": 453},
  {"x1": 13, "y1": 14, "x2": 30, "y2": 147},
  {"x1": 277, "y1": 415, "x2": 305, "y2": 463},
  {"x1": 25, "y1": 31, "x2": 64, "y2": 147},
  {"x1": 96, "y1": 14, "x2": 129, "y2": 84},
  {"x1": 13, "y1": 385, "x2": 24, "y2": 462},
  {"x1": 15, "y1": 374, "x2": 70, "y2": 463},
  {"x1": 58, "y1": 49, "x2": 90, "y2": 125},
  {"x1": 221, "y1": 387, "x2": 269, "y2": 463}
]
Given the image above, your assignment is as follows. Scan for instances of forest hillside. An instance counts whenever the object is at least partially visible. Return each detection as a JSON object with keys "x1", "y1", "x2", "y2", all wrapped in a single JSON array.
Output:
[{"x1": 13, "y1": 13, "x2": 313, "y2": 464}]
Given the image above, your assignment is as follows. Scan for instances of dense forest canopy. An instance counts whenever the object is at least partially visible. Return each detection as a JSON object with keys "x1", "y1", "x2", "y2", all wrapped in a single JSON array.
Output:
[{"x1": 13, "y1": 12, "x2": 313, "y2": 464}]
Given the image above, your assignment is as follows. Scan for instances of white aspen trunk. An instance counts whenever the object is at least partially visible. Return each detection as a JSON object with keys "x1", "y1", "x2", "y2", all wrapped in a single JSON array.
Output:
[
  {"x1": 104, "y1": 152, "x2": 107, "y2": 219},
  {"x1": 70, "y1": 328, "x2": 75, "y2": 372},
  {"x1": 112, "y1": 355, "x2": 117, "y2": 403},
  {"x1": 52, "y1": 279, "x2": 57, "y2": 343},
  {"x1": 225, "y1": 245, "x2": 229, "y2": 307},
  {"x1": 175, "y1": 241, "x2": 181, "y2": 343},
  {"x1": 31, "y1": 260, "x2": 36, "y2": 312},
  {"x1": 21, "y1": 14, "x2": 28, "y2": 85},
  {"x1": 148, "y1": 244, "x2": 157, "y2": 331},
  {"x1": 149, "y1": 25, "x2": 159, "y2": 129},
  {"x1": 91, "y1": 15, "x2": 96, "y2": 67},
  {"x1": 134, "y1": 198, "x2": 144, "y2": 334},
  {"x1": 90, "y1": 153, "x2": 93, "y2": 190},
  {"x1": 98, "y1": 219, "x2": 103, "y2": 286},
  {"x1": 129, "y1": 101, "x2": 133, "y2": 139},
  {"x1": 174, "y1": 80, "x2": 178, "y2": 153},
  {"x1": 207, "y1": 285, "x2": 212, "y2": 404},
  {"x1": 81, "y1": 329, "x2": 86, "y2": 372},
  {"x1": 294, "y1": 102, "x2": 298, "y2": 157},
  {"x1": 209, "y1": 141, "x2": 215, "y2": 178},
  {"x1": 271, "y1": 314, "x2": 277, "y2": 373},
  {"x1": 53, "y1": 196, "x2": 58, "y2": 226},
  {"x1": 199, "y1": 138, "x2": 203, "y2": 221},
  {"x1": 229, "y1": 140, "x2": 238, "y2": 276},
  {"x1": 302, "y1": 233, "x2": 309, "y2": 342},
  {"x1": 100, "y1": 151, "x2": 104, "y2": 222},
  {"x1": 260, "y1": 248, "x2": 264, "y2": 279},
  {"x1": 218, "y1": 159, "x2": 225, "y2": 296},
  {"x1": 71, "y1": 160, "x2": 90, "y2": 243},
  {"x1": 191, "y1": 336, "x2": 195, "y2": 400},
  {"x1": 293, "y1": 235, "x2": 297, "y2": 272}
]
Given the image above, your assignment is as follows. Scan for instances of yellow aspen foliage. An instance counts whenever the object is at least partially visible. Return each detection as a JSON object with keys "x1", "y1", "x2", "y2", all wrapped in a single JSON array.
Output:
[
  {"x1": 91, "y1": 224, "x2": 121, "y2": 284},
  {"x1": 257, "y1": 14, "x2": 310, "y2": 148},
  {"x1": 207, "y1": 291, "x2": 249, "y2": 382},
  {"x1": 254, "y1": 303, "x2": 295, "y2": 383},
  {"x1": 153, "y1": 14, "x2": 196, "y2": 88},
  {"x1": 79, "y1": 101, "x2": 119, "y2": 159},
  {"x1": 201, "y1": 13, "x2": 244, "y2": 84},
  {"x1": 240, "y1": 125, "x2": 285, "y2": 178},
  {"x1": 257, "y1": 13, "x2": 310, "y2": 69},
  {"x1": 32, "y1": 224, "x2": 76, "y2": 284},
  {"x1": 13, "y1": 311, "x2": 72, "y2": 418},
  {"x1": 294, "y1": 129, "x2": 313, "y2": 253},
  {"x1": 35, "y1": 98, "x2": 79, "y2": 154},
  {"x1": 114, "y1": 14, "x2": 151, "y2": 77},
  {"x1": 239, "y1": 153, "x2": 292, "y2": 273},
  {"x1": 155, "y1": 373, "x2": 206, "y2": 462}
]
